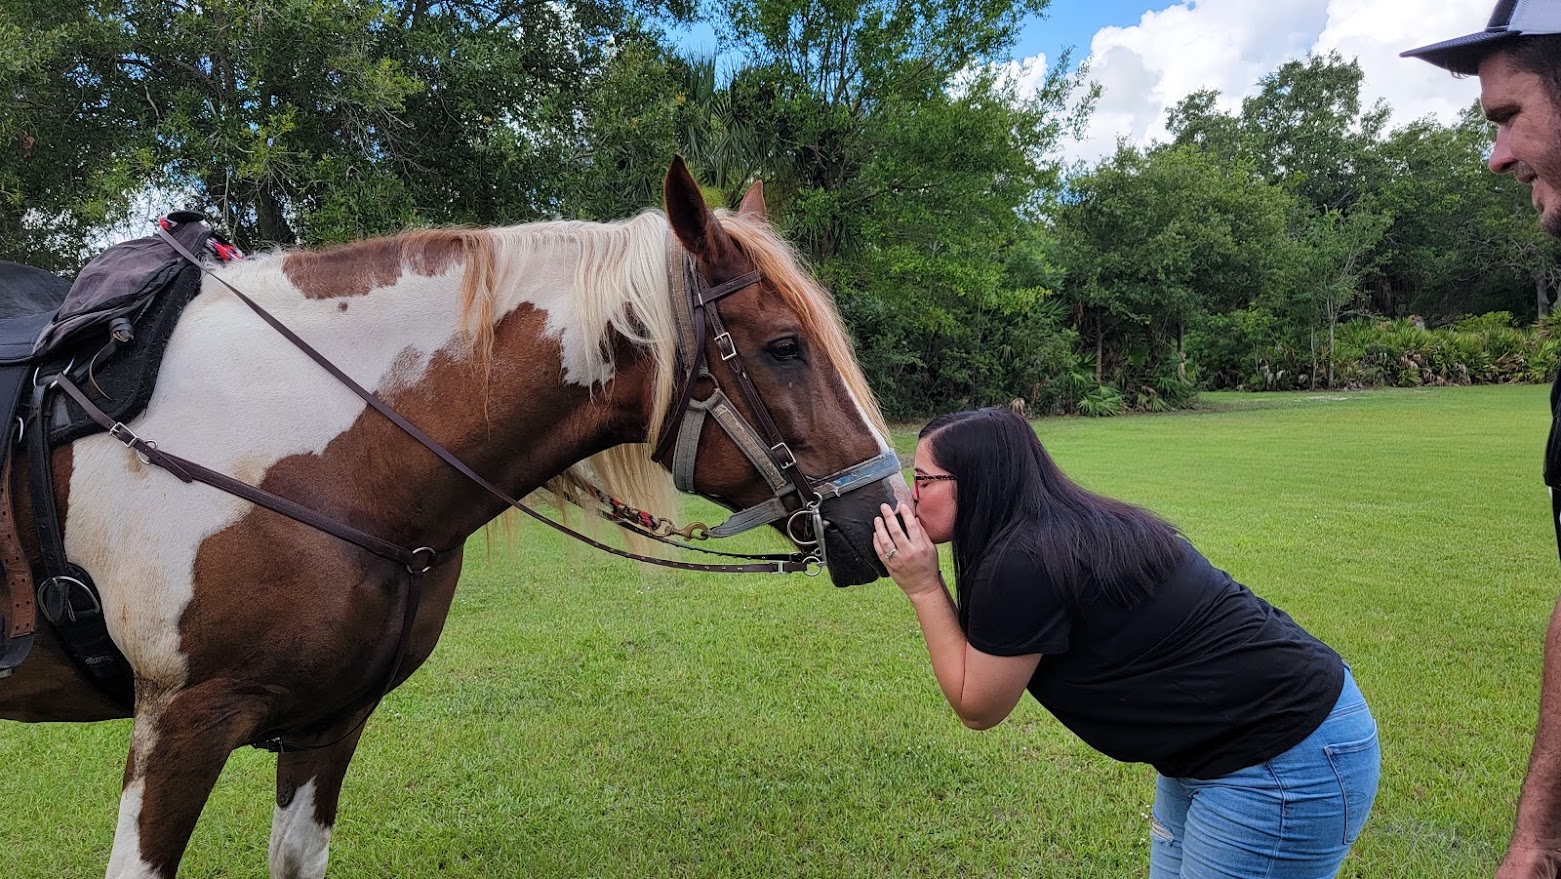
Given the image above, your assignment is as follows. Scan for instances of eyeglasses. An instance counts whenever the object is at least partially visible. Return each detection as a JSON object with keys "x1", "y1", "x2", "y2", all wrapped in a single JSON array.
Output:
[{"x1": 912, "y1": 473, "x2": 955, "y2": 500}]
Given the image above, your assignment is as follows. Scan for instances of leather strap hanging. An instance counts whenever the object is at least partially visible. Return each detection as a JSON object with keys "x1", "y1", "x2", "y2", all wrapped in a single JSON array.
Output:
[{"x1": 0, "y1": 454, "x2": 35, "y2": 676}]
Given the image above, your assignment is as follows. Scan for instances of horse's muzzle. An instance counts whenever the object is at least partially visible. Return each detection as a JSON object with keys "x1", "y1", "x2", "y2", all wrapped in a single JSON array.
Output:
[{"x1": 818, "y1": 476, "x2": 901, "y2": 586}]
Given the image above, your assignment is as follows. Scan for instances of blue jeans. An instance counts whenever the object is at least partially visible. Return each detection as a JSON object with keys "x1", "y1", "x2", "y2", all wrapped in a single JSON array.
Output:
[{"x1": 1148, "y1": 668, "x2": 1380, "y2": 879}]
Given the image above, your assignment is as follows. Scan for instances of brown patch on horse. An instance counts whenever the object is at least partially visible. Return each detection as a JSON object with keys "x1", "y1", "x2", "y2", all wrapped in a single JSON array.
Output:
[
  {"x1": 282, "y1": 230, "x2": 474, "y2": 300},
  {"x1": 284, "y1": 239, "x2": 403, "y2": 300},
  {"x1": 120, "y1": 305, "x2": 618, "y2": 870},
  {"x1": 125, "y1": 683, "x2": 272, "y2": 874},
  {"x1": 174, "y1": 301, "x2": 651, "y2": 741}
]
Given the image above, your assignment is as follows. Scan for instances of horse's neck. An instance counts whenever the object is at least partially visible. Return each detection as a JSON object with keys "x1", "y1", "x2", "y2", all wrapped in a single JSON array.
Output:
[{"x1": 170, "y1": 248, "x2": 656, "y2": 546}]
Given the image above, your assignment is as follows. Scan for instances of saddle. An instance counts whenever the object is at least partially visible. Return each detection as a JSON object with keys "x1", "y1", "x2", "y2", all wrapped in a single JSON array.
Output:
[{"x1": 0, "y1": 213, "x2": 238, "y2": 705}]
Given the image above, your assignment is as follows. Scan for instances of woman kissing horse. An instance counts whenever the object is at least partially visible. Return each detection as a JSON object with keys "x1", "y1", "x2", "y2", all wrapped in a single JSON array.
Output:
[{"x1": 0, "y1": 158, "x2": 902, "y2": 878}]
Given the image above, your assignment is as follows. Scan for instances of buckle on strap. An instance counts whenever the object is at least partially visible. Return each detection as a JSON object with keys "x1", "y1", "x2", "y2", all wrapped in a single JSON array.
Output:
[
  {"x1": 108, "y1": 421, "x2": 159, "y2": 465},
  {"x1": 108, "y1": 422, "x2": 141, "y2": 448},
  {"x1": 715, "y1": 332, "x2": 737, "y2": 361},
  {"x1": 770, "y1": 442, "x2": 797, "y2": 471}
]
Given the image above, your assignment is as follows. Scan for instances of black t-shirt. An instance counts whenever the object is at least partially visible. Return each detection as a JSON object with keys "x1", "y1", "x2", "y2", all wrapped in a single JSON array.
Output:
[
  {"x1": 962, "y1": 541, "x2": 1344, "y2": 780},
  {"x1": 1547, "y1": 369, "x2": 1561, "y2": 491}
]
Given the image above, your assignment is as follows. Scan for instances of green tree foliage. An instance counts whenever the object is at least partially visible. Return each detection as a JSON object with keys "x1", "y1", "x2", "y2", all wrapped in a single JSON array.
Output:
[
  {"x1": 1054, "y1": 144, "x2": 1294, "y2": 406},
  {"x1": 693, "y1": 0, "x2": 1094, "y2": 417},
  {"x1": 1365, "y1": 105, "x2": 1561, "y2": 320},
  {"x1": 0, "y1": 0, "x2": 145, "y2": 270},
  {"x1": 1066, "y1": 51, "x2": 1559, "y2": 405},
  {"x1": 5, "y1": 5, "x2": 1554, "y2": 416},
  {"x1": 0, "y1": 0, "x2": 684, "y2": 264},
  {"x1": 1236, "y1": 53, "x2": 1388, "y2": 215}
]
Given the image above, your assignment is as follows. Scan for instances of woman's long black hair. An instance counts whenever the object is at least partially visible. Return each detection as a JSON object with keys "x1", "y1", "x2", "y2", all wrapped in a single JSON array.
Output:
[{"x1": 920, "y1": 408, "x2": 1184, "y2": 612}]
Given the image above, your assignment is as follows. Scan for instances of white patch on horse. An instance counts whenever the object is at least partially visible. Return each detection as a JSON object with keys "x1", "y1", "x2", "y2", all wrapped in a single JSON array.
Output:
[
  {"x1": 840, "y1": 381, "x2": 895, "y2": 459},
  {"x1": 509, "y1": 261, "x2": 616, "y2": 387},
  {"x1": 269, "y1": 779, "x2": 331, "y2": 879},
  {"x1": 844, "y1": 382, "x2": 908, "y2": 502},
  {"x1": 105, "y1": 779, "x2": 159, "y2": 879},
  {"x1": 63, "y1": 255, "x2": 473, "y2": 685}
]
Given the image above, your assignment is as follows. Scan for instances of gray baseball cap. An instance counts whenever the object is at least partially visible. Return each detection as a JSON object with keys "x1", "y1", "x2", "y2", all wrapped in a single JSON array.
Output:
[{"x1": 1401, "y1": 0, "x2": 1561, "y2": 75}]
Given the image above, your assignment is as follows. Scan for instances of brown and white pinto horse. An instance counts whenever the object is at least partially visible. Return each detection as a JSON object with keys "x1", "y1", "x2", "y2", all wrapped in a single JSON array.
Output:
[{"x1": 0, "y1": 159, "x2": 901, "y2": 878}]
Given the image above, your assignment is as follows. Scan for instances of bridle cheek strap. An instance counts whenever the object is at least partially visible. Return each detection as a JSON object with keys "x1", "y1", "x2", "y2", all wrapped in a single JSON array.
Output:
[{"x1": 672, "y1": 388, "x2": 793, "y2": 496}]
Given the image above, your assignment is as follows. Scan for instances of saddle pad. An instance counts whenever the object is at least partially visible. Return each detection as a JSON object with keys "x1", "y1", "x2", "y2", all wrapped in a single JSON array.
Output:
[
  {"x1": 33, "y1": 213, "x2": 211, "y2": 359},
  {"x1": 48, "y1": 264, "x2": 204, "y2": 446}
]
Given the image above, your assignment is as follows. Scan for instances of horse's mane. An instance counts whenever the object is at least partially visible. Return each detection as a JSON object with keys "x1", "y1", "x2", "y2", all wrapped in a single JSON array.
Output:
[{"x1": 477, "y1": 212, "x2": 677, "y2": 531}]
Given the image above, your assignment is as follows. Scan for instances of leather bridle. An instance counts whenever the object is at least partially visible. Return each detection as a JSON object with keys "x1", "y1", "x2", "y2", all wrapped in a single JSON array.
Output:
[{"x1": 650, "y1": 237, "x2": 901, "y2": 572}]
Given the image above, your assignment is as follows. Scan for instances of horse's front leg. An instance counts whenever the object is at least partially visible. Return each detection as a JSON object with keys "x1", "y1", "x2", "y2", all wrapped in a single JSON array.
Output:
[
  {"x1": 106, "y1": 682, "x2": 270, "y2": 879},
  {"x1": 269, "y1": 715, "x2": 370, "y2": 879}
]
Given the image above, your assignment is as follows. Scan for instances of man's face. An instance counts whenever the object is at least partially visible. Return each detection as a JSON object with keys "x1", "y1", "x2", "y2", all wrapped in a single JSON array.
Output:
[{"x1": 1481, "y1": 51, "x2": 1561, "y2": 238}]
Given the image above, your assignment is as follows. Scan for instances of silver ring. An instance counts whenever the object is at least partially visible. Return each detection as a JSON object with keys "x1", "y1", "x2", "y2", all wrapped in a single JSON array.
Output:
[{"x1": 884, "y1": 548, "x2": 899, "y2": 559}]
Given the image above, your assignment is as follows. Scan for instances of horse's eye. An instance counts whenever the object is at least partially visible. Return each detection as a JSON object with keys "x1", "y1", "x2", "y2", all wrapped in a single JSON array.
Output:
[{"x1": 767, "y1": 337, "x2": 803, "y2": 360}]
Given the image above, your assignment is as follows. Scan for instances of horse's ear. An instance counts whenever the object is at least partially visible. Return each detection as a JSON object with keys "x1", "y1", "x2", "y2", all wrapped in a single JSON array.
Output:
[
  {"x1": 737, "y1": 180, "x2": 766, "y2": 221},
  {"x1": 664, "y1": 156, "x2": 731, "y2": 259}
]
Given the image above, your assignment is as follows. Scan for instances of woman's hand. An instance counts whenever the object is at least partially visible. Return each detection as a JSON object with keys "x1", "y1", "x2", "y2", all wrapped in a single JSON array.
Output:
[{"x1": 874, "y1": 502, "x2": 943, "y2": 598}]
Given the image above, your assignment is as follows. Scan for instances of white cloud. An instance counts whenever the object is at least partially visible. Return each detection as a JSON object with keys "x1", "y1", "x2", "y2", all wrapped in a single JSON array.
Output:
[
  {"x1": 972, "y1": 52, "x2": 1050, "y2": 98},
  {"x1": 1005, "y1": 52, "x2": 1050, "y2": 96},
  {"x1": 1028, "y1": 0, "x2": 1487, "y2": 166},
  {"x1": 1315, "y1": 0, "x2": 1486, "y2": 126}
]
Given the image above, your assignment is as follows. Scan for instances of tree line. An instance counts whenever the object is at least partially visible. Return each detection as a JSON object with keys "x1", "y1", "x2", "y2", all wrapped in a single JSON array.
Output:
[{"x1": 3, "y1": 0, "x2": 1555, "y2": 418}]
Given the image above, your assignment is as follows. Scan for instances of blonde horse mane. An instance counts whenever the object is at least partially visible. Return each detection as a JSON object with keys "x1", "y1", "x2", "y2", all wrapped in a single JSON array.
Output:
[{"x1": 468, "y1": 212, "x2": 678, "y2": 531}]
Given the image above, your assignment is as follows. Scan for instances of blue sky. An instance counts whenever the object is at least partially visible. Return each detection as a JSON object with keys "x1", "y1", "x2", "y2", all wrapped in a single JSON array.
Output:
[
  {"x1": 674, "y1": 3, "x2": 1149, "y2": 69},
  {"x1": 1015, "y1": 0, "x2": 1153, "y2": 68}
]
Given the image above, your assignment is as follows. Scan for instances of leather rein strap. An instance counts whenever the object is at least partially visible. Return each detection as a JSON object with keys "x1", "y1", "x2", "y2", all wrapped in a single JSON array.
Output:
[{"x1": 113, "y1": 226, "x2": 819, "y2": 576}]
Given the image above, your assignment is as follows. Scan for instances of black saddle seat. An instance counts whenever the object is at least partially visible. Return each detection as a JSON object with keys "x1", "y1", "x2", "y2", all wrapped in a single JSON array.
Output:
[{"x1": 0, "y1": 262, "x2": 71, "y2": 363}]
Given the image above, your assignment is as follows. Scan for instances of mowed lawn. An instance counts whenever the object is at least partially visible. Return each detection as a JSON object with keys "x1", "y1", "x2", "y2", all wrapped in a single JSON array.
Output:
[{"x1": 1, "y1": 384, "x2": 1553, "y2": 877}]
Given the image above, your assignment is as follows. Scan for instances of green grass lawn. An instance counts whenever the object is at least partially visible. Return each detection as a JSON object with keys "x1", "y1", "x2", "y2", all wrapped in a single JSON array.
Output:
[{"x1": 3, "y1": 384, "x2": 1553, "y2": 877}]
